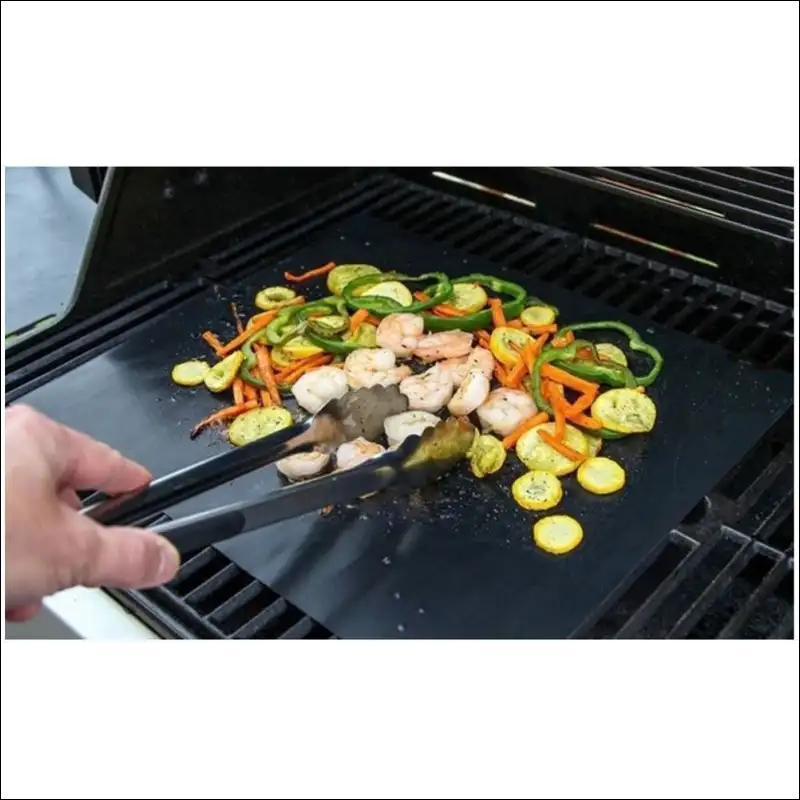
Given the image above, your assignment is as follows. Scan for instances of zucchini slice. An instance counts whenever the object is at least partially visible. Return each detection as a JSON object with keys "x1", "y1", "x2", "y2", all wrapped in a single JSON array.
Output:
[
  {"x1": 326, "y1": 264, "x2": 382, "y2": 297},
  {"x1": 228, "y1": 406, "x2": 294, "y2": 447},
  {"x1": 512, "y1": 470, "x2": 563, "y2": 511},
  {"x1": 361, "y1": 280, "x2": 414, "y2": 308},
  {"x1": 282, "y1": 335, "x2": 325, "y2": 360},
  {"x1": 520, "y1": 305, "x2": 557, "y2": 327},
  {"x1": 576, "y1": 456, "x2": 626, "y2": 495},
  {"x1": 203, "y1": 351, "x2": 244, "y2": 393},
  {"x1": 595, "y1": 342, "x2": 628, "y2": 367},
  {"x1": 269, "y1": 346, "x2": 296, "y2": 370},
  {"x1": 450, "y1": 283, "x2": 488, "y2": 314},
  {"x1": 584, "y1": 432, "x2": 603, "y2": 458},
  {"x1": 515, "y1": 421, "x2": 589, "y2": 476},
  {"x1": 591, "y1": 388, "x2": 657, "y2": 434},
  {"x1": 533, "y1": 515, "x2": 584, "y2": 555},
  {"x1": 171, "y1": 359, "x2": 211, "y2": 387},
  {"x1": 254, "y1": 286, "x2": 297, "y2": 311}
]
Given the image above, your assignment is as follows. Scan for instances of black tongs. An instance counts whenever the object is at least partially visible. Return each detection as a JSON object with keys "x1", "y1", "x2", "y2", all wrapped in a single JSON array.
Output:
[{"x1": 81, "y1": 385, "x2": 475, "y2": 556}]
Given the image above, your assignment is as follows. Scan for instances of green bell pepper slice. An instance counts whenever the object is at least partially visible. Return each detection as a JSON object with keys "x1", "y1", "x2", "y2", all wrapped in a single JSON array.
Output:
[
  {"x1": 420, "y1": 274, "x2": 528, "y2": 332},
  {"x1": 554, "y1": 320, "x2": 664, "y2": 387},
  {"x1": 528, "y1": 339, "x2": 627, "y2": 440},
  {"x1": 342, "y1": 271, "x2": 453, "y2": 316}
]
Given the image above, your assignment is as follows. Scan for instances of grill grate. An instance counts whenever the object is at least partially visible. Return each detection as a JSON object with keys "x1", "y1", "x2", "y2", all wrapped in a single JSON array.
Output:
[{"x1": 56, "y1": 172, "x2": 791, "y2": 639}]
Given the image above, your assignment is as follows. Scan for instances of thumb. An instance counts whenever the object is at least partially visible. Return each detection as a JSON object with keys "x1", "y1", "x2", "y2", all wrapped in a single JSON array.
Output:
[{"x1": 72, "y1": 518, "x2": 181, "y2": 590}]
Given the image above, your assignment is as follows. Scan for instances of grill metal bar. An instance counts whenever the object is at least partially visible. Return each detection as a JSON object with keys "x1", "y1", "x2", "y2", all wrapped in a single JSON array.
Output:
[
  {"x1": 666, "y1": 539, "x2": 754, "y2": 639},
  {"x1": 206, "y1": 580, "x2": 265, "y2": 626},
  {"x1": 232, "y1": 598, "x2": 288, "y2": 639},
  {"x1": 769, "y1": 610, "x2": 794, "y2": 639},
  {"x1": 684, "y1": 167, "x2": 794, "y2": 200},
  {"x1": 717, "y1": 556, "x2": 793, "y2": 639},
  {"x1": 587, "y1": 167, "x2": 793, "y2": 229},
  {"x1": 617, "y1": 167, "x2": 794, "y2": 215}
]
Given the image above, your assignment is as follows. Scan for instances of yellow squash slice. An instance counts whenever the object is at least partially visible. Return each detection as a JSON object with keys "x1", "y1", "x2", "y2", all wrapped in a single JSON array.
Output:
[
  {"x1": 171, "y1": 359, "x2": 211, "y2": 387},
  {"x1": 515, "y1": 421, "x2": 589, "y2": 476},
  {"x1": 467, "y1": 434, "x2": 506, "y2": 478},
  {"x1": 591, "y1": 388, "x2": 657, "y2": 434},
  {"x1": 576, "y1": 456, "x2": 626, "y2": 495},
  {"x1": 512, "y1": 470, "x2": 563, "y2": 511},
  {"x1": 533, "y1": 515, "x2": 584, "y2": 555},
  {"x1": 227, "y1": 406, "x2": 294, "y2": 447}
]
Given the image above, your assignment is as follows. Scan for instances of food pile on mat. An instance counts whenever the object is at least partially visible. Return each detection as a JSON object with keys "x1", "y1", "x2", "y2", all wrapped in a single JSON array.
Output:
[{"x1": 171, "y1": 261, "x2": 663, "y2": 555}]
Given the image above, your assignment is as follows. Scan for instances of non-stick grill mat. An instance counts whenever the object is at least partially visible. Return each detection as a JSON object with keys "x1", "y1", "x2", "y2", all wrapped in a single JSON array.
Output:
[{"x1": 22, "y1": 214, "x2": 793, "y2": 638}]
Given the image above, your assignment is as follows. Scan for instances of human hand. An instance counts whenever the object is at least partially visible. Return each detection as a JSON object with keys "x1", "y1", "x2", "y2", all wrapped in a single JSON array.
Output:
[{"x1": 3, "y1": 405, "x2": 181, "y2": 622}]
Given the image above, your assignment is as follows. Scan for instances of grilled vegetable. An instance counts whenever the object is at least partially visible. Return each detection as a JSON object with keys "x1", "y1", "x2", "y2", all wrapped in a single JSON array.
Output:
[
  {"x1": 490, "y1": 326, "x2": 535, "y2": 368},
  {"x1": 171, "y1": 359, "x2": 211, "y2": 387},
  {"x1": 595, "y1": 342, "x2": 628, "y2": 367},
  {"x1": 467, "y1": 434, "x2": 506, "y2": 478},
  {"x1": 449, "y1": 282, "x2": 488, "y2": 314},
  {"x1": 227, "y1": 406, "x2": 293, "y2": 447},
  {"x1": 554, "y1": 321, "x2": 664, "y2": 386},
  {"x1": 576, "y1": 456, "x2": 626, "y2": 495},
  {"x1": 533, "y1": 515, "x2": 584, "y2": 555},
  {"x1": 584, "y1": 432, "x2": 603, "y2": 458},
  {"x1": 204, "y1": 351, "x2": 244, "y2": 393},
  {"x1": 512, "y1": 470, "x2": 563, "y2": 511},
  {"x1": 269, "y1": 346, "x2": 297, "y2": 370},
  {"x1": 326, "y1": 264, "x2": 382, "y2": 296},
  {"x1": 344, "y1": 322, "x2": 378, "y2": 349},
  {"x1": 420, "y1": 274, "x2": 528, "y2": 332},
  {"x1": 307, "y1": 315, "x2": 349, "y2": 337},
  {"x1": 515, "y1": 421, "x2": 589, "y2": 476},
  {"x1": 520, "y1": 305, "x2": 557, "y2": 327},
  {"x1": 361, "y1": 280, "x2": 414, "y2": 308},
  {"x1": 284, "y1": 261, "x2": 336, "y2": 284},
  {"x1": 591, "y1": 388, "x2": 657, "y2": 434},
  {"x1": 254, "y1": 286, "x2": 297, "y2": 311},
  {"x1": 343, "y1": 271, "x2": 454, "y2": 316},
  {"x1": 282, "y1": 335, "x2": 325, "y2": 361}
]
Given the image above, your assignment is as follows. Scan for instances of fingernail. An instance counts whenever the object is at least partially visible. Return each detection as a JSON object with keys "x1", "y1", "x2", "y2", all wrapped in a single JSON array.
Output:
[{"x1": 156, "y1": 540, "x2": 181, "y2": 583}]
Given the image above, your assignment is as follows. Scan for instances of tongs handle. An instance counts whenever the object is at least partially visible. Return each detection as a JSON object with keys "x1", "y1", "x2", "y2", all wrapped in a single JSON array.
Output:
[{"x1": 81, "y1": 420, "x2": 311, "y2": 526}]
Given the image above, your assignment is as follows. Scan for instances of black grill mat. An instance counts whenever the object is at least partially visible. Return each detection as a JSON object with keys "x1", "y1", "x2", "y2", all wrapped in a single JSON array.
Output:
[{"x1": 20, "y1": 214, "x2": 793, "y2": 638}]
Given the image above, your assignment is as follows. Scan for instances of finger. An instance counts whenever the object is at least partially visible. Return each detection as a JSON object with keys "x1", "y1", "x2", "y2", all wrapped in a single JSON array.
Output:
[
  {"x1": 72, "y1": 517, "x2": 181, "y2": 590},
  {"x1": 50, "y1": 420, "x2": 152, "y2": 494},
  {"x1": 59, "y1": 487, "x2": 82, "y2": 510},
  {"x1": 6, "y1": 602, "x2": 43, "y2": 623}
]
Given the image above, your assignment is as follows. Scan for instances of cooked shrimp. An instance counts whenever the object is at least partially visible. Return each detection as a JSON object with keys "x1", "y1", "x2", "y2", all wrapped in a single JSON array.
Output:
[
  {"x1": 399, "y1": 364, "x2": 454, "y2": 413},
  {"x1": 447, "y1": 368, "x2": 491, "y2": 417},
  {"x1": 438, "y1": 347, "x2": 495, "y2": 387},
  {"x1": 291, "y1": 365, "x2": 349, "y2": 414},
  {"x1": 384, "y1": 410, "x2": 440, "y2": 448},
  {"x1": 343, "y1": 348, "x2": 413, "y2": 389},
  {"x1": 476, "y1": 388, "x2": 538, "y2": 437},
  {"x1": 412, "y1": 330, "x2": 474, "y2": 363},
  {"x1": 276, "y1": 450, "x2": 331, "y2": 481},
  {"x1": 336, "y1": 437, "x2": 386, "y2": 470},
  {"x1": 376, "y1": 313, "x2": 425, "y2": 358}
]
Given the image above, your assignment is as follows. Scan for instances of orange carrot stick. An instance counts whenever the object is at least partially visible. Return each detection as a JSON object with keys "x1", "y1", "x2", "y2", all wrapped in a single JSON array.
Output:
[
  {"x1": 537, "y1": 428, "x2": 587, "y2": 462},
  {"x1": 284, "y1": 261, "x2": 336, "y2": 283},
  {"x1": 566, "y1": 387, "x2": 598, "y2": 418},
  {"x1": 527, "y1": 323, "x2": 559, "y2": 336},
  {"x1": 489, "y1": 298, "x2": 506, "y2": 328},
  {"x1": 242, "y1": 382, "x2": 258, "y2": 403},
  {"x1": 254, "y1": 344, "x2": 281, "y2": 406},
  {"x1": 540, "y1": 363, "x2": 600, "y2": 395},
  {"x1": 218, "y1": 310, "x2": 280, "y2": 356},
  {"x1": 501, "y1": 411, "x2": 549, "y2": 450},
  {"x1": 349, "y1": 309, "x2": 369, "y2": 333},
  {"x1": 570, "y1": 412, "x2": 602, "y2": 430},
  {"x1": 232, "y1": 378, "x2": 244, "y2": 406},
  {"x1": 274, "y1": 354, "x2": 333, "y2": 385},
  {"x1": 190, "y1": 400, "x2": 258, "y2": 439},
  {"x1": 201, "y1": 331, "x2": 226, "y2": 356}
]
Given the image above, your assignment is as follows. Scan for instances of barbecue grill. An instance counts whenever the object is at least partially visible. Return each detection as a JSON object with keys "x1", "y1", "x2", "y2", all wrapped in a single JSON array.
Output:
[{"x1": 7, "y1": 166, "x2": 795, "y2": 640}]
